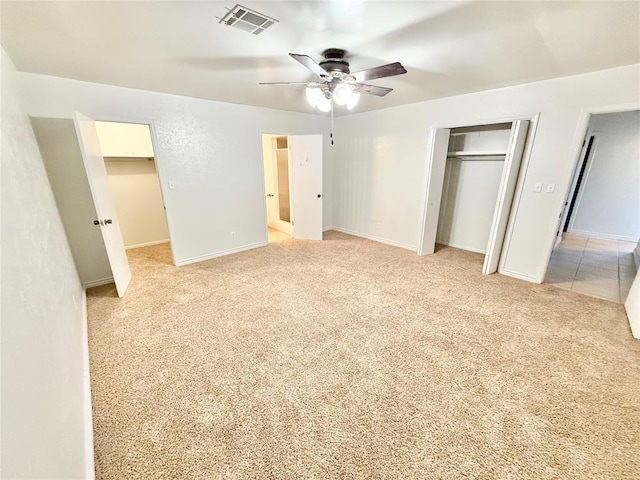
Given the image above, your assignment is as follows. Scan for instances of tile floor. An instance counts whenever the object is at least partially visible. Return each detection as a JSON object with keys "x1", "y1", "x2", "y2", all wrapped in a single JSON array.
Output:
[{"x1": 544, "y1": 233, "x2": 637, "y2": 303}]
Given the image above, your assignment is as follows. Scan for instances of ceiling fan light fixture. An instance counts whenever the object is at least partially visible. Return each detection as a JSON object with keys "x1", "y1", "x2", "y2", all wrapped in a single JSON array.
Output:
[
  {"x1": 333, "y1": 83, "x2": 352, "y2": 106},
  {"x1": 347, "y1": 92, "x2": 360, "y2": 110},
  {"x1": 305, "y1": 87, "x2": 323, "y2": 107},
  {"x1": 316, "y1": 95, "x2": 332, "y2": 113}
]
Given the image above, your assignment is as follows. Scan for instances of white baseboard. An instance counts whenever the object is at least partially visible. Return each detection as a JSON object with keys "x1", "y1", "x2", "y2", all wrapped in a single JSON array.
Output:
[
  {"x1": 499, "y1": 268, "x2": 539, "y2": 284},
  {"x1": 176, "y1": 241, "x2": 267, "y2": 266},
  {"x1": 83, "y1": 277, "x2": 114, "y2": 289},
  {"x1": 568, "y1": 229, "x2": 638, "y2": 243},
  {"x1": 331, "y1": 226, "x2": 415, "y2": 251},
  {"x1": 125, "y1": 239, "x2": 169, "y2": 250},
  {"x1": 437, "y1": 240, "x2": 486, "y2": 255},
  {"x1": 323, "y1": 225, "x2": 333, "y2": 232},
  {"x1": 81, "y1": 292, "x2": 96, "y2": 479}
]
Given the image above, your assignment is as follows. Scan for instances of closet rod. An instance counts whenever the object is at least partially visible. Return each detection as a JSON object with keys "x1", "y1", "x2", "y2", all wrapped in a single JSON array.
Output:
[{"x1": 447, "y1": 154, "x2": 506, "y2": 161}]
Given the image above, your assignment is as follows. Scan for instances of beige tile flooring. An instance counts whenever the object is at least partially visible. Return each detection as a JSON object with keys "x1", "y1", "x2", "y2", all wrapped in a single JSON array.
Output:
[
  {"x1": 267, "y1": 227, "x2": 290, "y2": 243},
  {"x1": 544, "y1": 233, "x2": 637, "y2": 303}
]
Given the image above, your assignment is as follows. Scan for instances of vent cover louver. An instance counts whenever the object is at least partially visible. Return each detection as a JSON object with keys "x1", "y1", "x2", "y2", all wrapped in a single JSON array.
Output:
[{"x1": 219, "y1": 4, "x2": 278, "y2": 35}]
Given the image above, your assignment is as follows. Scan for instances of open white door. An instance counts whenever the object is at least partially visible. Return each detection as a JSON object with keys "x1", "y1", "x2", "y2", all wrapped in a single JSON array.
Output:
[
  {"x1": 418, "y1": 128, "x2": 451, "y2": 255},
  {"x1": 73, "y1": 112, "x2": 131, "y2": 297},
  {"x1": 482, "y1": 120, "x2": 530, "y2": 275},
  {"x1": 289, "y1": 135, "x2": 323, "y2": 240}
]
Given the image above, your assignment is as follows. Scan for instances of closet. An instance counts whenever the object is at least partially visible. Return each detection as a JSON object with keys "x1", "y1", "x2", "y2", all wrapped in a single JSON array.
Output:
[
  {"x1": 95, "y1": 121, "x2": 170, "y2": 250},
  {"x1": 421, "y1": 120, "x2": 529, "y2": 274}
]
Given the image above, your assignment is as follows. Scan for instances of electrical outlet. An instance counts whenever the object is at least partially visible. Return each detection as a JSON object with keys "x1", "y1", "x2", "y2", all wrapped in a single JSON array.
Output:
[
  {"x1": 545, "y1": 183, "x2": 556, "y2": 193},
  {"x1": 231, "y1": 232, "x2": 236, "y2": 239},
  {"x1": 376, "y1": 222, "x2": 381, "y2": 230},
  {"x1": 168, "y1": 180, "x2": 175, "y2": 190},
  {"x1": 533, "y1": 182, "x2": 543, "y2": 193}
]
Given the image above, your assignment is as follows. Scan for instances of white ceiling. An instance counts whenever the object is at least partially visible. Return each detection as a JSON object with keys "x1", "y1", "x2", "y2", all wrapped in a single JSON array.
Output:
[{"x1": 1, "y1": 1, "x2": 639, "y2": 116}]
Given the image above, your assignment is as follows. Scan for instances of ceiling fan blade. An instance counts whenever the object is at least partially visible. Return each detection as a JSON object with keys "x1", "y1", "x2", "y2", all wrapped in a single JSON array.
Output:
[
  {"x1": 259, "y1": 81, "x2": 324, "y2": 87},
  {"x1": 289, "y1": 53, "x2": 330, "y2": 79},
  {"x1": 351, "y1": 62, "x2": 407, "y2": 83},
  {"x1": 353, "y1": 83, "x2": 393, "y2": 97},
  {"x1": 259, "y1": 82, "x2": 311, "y2": 85}
]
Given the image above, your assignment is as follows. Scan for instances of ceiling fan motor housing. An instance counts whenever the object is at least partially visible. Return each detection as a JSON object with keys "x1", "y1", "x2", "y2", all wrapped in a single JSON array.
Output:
[{"x1": 319, "y1": 48, "x2": 350, "y2": 74}]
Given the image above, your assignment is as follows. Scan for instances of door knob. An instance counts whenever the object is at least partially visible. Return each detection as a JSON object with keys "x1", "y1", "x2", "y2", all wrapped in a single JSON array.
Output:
[
  {"x1": 105, "y1": 219, "x2": 113, "y2": 224},
  {"x1": 317, "y1": 194, "x2": 322, "y2": 198},
  {"x1": 266, "y1": 194, "x2": 274, "y2": 197},
  {"x1": 93, "y1": 220, "x2": 100, "y2": 226}
]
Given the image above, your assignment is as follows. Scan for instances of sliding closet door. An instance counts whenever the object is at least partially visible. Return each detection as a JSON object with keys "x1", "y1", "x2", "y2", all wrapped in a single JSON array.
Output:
[
  {"x1": 419, "y1": 128, "x2": 451, "y2": 255},
  {"x1": 482, "y1": 120, "x2": 530, "y2": 275}
]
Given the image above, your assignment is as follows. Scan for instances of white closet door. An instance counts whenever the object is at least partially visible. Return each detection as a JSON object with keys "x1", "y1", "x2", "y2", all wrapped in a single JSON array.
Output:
[
  {"x1": 289, "y1": 134, "x2": 323, "y2": 240},
  {"x1": 482, "y1": 120, "x2": 530, "y2": 275},
  {"x1": 73, "y1": 112, "x2": 131, "y2": 297},
  {"x1": 418, "y1": 128, "x2": 451, "y2": 255}
]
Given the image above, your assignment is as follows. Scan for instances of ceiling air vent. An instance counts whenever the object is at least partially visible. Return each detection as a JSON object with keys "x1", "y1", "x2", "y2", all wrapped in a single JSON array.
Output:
[{"x1": 219, "y1": 4, "x2": 278, "y2": 35}]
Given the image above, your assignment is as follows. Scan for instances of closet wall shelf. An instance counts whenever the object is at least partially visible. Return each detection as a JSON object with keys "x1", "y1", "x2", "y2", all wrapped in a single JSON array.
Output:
[{"x1": 447, "y1": 150, "x2": 507, "y2": 157}]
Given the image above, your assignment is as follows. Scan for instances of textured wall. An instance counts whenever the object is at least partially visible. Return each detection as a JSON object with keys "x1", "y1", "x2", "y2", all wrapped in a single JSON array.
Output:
[
  {"x1": 18, "y1": 74, "x2": 331, "y2": 265},
  {"x1": 332, "y1": 64, "x2": 640, "y2": 282},
  {"x1": 1, "y1": 49, "x2": 92, "y2": 479}
]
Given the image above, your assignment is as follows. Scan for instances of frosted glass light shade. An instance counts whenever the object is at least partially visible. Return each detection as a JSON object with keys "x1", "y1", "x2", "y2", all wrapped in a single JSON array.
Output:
[
  {"x1": 347, "y1": 92, "x2": 360, "y2": 110},
  {"x1": 316, "y1": 95, "x2": 332, "y2": 112},
  {"x1": 333, "y1": 84, "x2": 352, "y2": 106},
  {"x1": 305, "y1": 87, "x2": 323, "y2": 107}
]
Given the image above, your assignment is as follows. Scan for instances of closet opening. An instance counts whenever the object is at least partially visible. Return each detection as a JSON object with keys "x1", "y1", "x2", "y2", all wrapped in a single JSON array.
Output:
[
  {"x1": 95, "y1": 121, "x2": 173, "y2": 266},
  {"x1": 419, "y1": 119, "x2": 531, "y2": 275}
]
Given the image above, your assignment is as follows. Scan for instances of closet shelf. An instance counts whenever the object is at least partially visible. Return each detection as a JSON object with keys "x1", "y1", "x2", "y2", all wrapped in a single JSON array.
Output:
[{"x1": 447, "y1": 150, "x2": 507, "y2": 157}]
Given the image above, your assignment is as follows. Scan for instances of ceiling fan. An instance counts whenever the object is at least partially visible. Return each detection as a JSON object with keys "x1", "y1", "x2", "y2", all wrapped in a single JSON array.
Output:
[{"x1": 259, "y1": 48, "x2": 407, "y2": 112}]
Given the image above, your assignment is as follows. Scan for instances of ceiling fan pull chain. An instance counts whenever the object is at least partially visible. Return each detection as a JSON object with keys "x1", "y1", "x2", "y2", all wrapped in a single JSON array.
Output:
[{"x1": 330, "y1": 104, "x2": 334, "y2": 146}]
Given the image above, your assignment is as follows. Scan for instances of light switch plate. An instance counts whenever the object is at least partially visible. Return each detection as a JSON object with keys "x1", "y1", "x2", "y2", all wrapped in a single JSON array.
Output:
[
  {"x1": 545, "y1": 183, "x2": 555, "y2": 193},
  {"x1": 534, "y1": 182, "x2": 543, "y2": 193}
]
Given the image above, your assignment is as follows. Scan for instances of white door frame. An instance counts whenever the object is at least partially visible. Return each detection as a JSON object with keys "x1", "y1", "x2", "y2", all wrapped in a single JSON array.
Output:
[
  {"x1": 558, "y1": 130, "x2": 600, "y2": 241},
  {"x1": 541, "y1": 101, "x2": 640, "y2": 276},
  {"x1": 89, "y1": 114, "x2": 176, "y2": 265},
  {"x1": 417, "y1": 114, "x2": 539, "y2": 276},
  {"x1": 260, "y1": 131, "x2": 293, "y2": 239}
]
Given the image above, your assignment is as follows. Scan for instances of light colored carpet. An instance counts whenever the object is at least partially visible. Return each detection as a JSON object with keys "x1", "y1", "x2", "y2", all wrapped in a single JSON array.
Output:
[{"x1": 87, "y1": 231, "x2": 640, "y2": 479}]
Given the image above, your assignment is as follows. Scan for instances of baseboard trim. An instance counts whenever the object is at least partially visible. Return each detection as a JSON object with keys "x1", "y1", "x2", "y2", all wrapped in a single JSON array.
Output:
[
  {"x1": 437, "y1": 240, "x2": 486, "y2": 255},
  {"x1": 176, "y1": 241, "x2": 267, "y2": 266},
  {"x1": 331, "y1": 227, "x2": 415, "y2": 251},
  {"x1": 568, "y1": 229, "x2": 638, "y2": 243},
  {"x1": 499, "y1": 268, "x2": 539, "y2": 284},
  {"x1": 81, "y1": 291, "x2": 96, "y2": 479},
  {"x1": 83, "y1": 277, "x2": 114, "y2": 289},
  {"x1": 125, "y1": 239, "x2": 169, "y2": 250},
  {"x1": 323, "y1": 225, "x2": 334, "y2": 232}
]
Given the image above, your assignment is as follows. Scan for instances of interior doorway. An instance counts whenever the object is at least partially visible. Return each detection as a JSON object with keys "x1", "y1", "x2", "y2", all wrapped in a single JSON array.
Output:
[
  {"x1": 418, "y1": 119, "x2": 531, "y2": 275},
  {"x1": 95, "y1": 121, "x2": 171, "y2": 252},
  {"x1": 545, "y1": 109, "x2": 640, "y2": 303},
  {"x1": 262, "y1": 133, "x2": 292, "y2": 243},
  {"x1": 261, "y1": 133, "x2": 324, "y2": 242}
]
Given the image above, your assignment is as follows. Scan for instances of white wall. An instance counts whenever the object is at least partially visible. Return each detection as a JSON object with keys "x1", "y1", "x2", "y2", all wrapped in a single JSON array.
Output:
[
  {"x1": 18, "y1": 73, "x2": 331, "y2": 265},
  {"x1": 1, "y1": 49, "x2": 93, "y2": 479},
  {"x1": 105, "y1": 159, "x2": 170, "y2": 249},
  {"x1": 31, "y1": 117, "x2": 113, "y2": 285},
  {"x1": 570, "y1": 110, "x2": 640, "y2": 241},
  {"x1": 332, "y1": 64, "x2": 640, "y2": 281}
]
